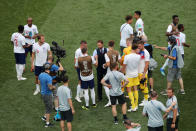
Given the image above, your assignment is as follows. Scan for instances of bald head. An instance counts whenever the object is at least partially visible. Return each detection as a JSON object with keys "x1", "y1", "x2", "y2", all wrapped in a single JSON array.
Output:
[{"x1": 27, "y1": 17, "x2": 33, "y2": 27}]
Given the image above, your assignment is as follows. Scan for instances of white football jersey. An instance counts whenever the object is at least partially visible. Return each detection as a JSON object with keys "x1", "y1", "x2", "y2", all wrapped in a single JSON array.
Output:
[
  {"x1": 175, "y1": 32, "x2": 186, "y2": 54},
  {"x1": 32, "y1": 42, "x2": 50, "y2": 66},
  {"x1": 138, "y1": 49, "x2": 150, "y2": 74},
  {"x1": 11, "y1": 32, "x2": 26, "y2": 53},
  {"x1": 135, "y1": 18, "x2": 144, "y2": 33},
  {"x1": 24, "y1": 24, "x2": 38, "y2": 45}
]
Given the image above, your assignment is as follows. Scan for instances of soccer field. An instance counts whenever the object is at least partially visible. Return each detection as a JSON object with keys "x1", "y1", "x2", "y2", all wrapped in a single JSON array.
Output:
[{"x1": 0, "y1": 0, "x2": 196, "y2": 131}]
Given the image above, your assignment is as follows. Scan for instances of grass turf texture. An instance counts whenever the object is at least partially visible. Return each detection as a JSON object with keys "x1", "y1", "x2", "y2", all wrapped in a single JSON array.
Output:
[{"x1": 0, "y1": 0, "x2": 196, "y2": 130}]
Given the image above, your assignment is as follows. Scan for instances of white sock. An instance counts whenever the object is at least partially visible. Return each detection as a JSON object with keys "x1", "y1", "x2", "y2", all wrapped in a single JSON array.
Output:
[
  {"x1": 90, "y1": 89, "x2": 96, "y2": 105},
  {"x1": 104, "y1": 86, "x2": 111, "y2": 103},
  {"x1": 46, "y1": 121, "x2": 49, "y2": 124},
  {"x1": 162, "y1": 58, "x2": 169, "y2": 69},
  {"x1": 18, "y1": 64, "x2": 24, "y2": 77},
  {"x1": 83, "y1": 89, "x2": 89, "y2": 107},
  {"x1": 36, "y1": 84, "x2": 40, "y2": 90},
  {"x1": 16, "y1": 64, "x2": 20, "y2": 77},
  {"x1": 76, "y1": 84, "x2": 81, "y2": 97}
]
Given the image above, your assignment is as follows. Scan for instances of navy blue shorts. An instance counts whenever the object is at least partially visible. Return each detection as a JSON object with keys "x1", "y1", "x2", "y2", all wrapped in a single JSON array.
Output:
[
  {"x1": 35, "y1": 66, "x2": 44, "y2": 76},
  {"x1": 25, "y1": 44, "x2": 33, "y2": 55},
  {"x1": 81, "y1": 79, "x2": 95, "y2": 89},
  {"x1": 14, "y1": 53, "x2": 26, "y2": 64},
  {"x1": 76, "y1": 68, "x2": 81, "y2": 80}
]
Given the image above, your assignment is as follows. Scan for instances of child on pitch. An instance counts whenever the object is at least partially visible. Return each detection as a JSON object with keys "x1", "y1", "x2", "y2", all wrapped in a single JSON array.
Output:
[
  {"x1": 57, "y1": 75, "x2": 75, "y2": 131},
  {"x1": 101, "y1": 63, "x2": 129, "y2": 124},
  {"x1": 121, "y1": 44, "x2": 141, "y2": 112}
]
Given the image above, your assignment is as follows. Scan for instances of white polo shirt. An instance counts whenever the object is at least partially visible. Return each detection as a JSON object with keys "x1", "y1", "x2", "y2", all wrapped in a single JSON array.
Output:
[
  {"x1": 11, "y1": 32, "x2": 26, "y2": 53},
  {"x1": 24, "y1": 24, "x2": 38, "y2": 45},
  {"x1": 32, "y1": 42, "x2": 50, "y2": 66},
  {"x1": 124, "y1": 53, "x2": 141, "y2": 78},
  {"x1": 138, "y1": 49, "x2": 150, "y2": 74},
  {"x1": 120, "y1": 23, "x2": 133, "y2": 47}
]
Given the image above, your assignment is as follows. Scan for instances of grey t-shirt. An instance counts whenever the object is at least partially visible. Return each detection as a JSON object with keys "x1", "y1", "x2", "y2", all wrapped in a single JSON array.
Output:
[
  {"x1": 166, "y1": 95, "x2": 179, "y2": 118},
  {"x1": 103, "y1": 71, "x2": 126, "y2": 96},
  {"x1": 127, "y1": 126, "x2": 141, "y2": 131},
  {"x1": 143, "y1": 100, "x2": 167, "y2": 128},
  {"x1": 57, "y1": 85, "x2": 72, "y2": 111}
]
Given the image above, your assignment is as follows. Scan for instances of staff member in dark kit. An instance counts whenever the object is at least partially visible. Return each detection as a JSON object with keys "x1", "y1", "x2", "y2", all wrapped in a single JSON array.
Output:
[{"x1": 93, "y1": 40, "x2": 108, "y2": 103}]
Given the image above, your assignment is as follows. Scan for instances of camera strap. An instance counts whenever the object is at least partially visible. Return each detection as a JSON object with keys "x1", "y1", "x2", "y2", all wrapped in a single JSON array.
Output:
[{"x1": 151, "y1": 101, "x2": 161, "y2": 111}]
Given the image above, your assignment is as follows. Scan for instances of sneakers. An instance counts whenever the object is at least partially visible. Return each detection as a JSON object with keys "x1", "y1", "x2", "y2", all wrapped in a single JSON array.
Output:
[
  {"x1": 128, "y1": 107, "x2": 137, "y2": 112},
  {"x1": 81, "y1": 106, "x2": 89, "y2": 110},
  {"x1": 160, "y1": 68, "x2": 166, "y2": 76},
  {"x1": 17, "y1": 77, "x2": 27, "y2": 81},
  {"x1": 180, "y1": 89, "x2": 185, "y2": 95},
  {"x1": 114, "y1": 120, "x2": 118, "y2": 125},
  {"x1": 92, "y1": 104, "x2": 97, "y2": 108},
  {"x1": 139, "y1": 100, "x2": 148, "y2": 106},
  {"x1": 33, "y1": 88, "x2": 40, "y2": 95},
  {"x1": 45, "y1": 123, "x2": 54, "y2": 128},
  {"x1": 160, "y1": 90, "x2": 167, "y2": 95},
  {"x1": 75, "y1": 96, "x2": 82, "y2": 103},
  {"x1": 41, "y1": 116, "x2": 46, "y2": 121},
  {"x1": 104, "y1": 102, "x2": 111, "y2": 107}
]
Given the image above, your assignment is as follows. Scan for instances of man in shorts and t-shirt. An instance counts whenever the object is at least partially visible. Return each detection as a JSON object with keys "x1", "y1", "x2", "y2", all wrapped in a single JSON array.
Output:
[
  {"x1": 24, "y1": 17, "x2": 38, "y2": 67},
  {"x1": 31, "y1": 34, "x2": 52, "y2": 95},
  {"x1": 74, "y1": 40, "x2": 87, "y2": 103},
  {"x1": 121, "y1": 44, "x2": 140, "y2": 112},
  {"x1": 101, "y1": 63, "x2": 129, "y2": 124},
  {"x1": 120, "y1": 15, "x2": 134, "y2": 55},
  {"x1": 57, "y1": 75, "x2": 75, "y2": 131},
  {"x1": 77, "y1": 48, "x2": 97, "y2": 110},
  {"x1": 137, "y1": 40, "x2": 150, "y2": 106},
  {"x1": 39, "y1": 63, "x2": 56, "y2": 128},
  {"x1": 11, "y1": 25, "x2": 27, "y2": 80}
]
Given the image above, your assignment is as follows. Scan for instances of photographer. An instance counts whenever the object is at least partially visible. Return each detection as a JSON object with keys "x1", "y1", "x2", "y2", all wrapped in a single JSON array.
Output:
[
  {"x1": 46, "y1": 56, "x2": 64, "y2": 114},
  {"x1": 142, "y1": 91, "x2": 176, "y2": 131},
  {"x1": 31, "y1": 34, "x2": 52, "y2": 95},
  {"x1": 154, "y1": 36, "x2": 185, "y2": 95},
  {"x1": 39, "y1": 63, "x2": 56, "y2": 128},
  {"x1": 57, "y1": 75, "x2": 75, "y2": 131}
]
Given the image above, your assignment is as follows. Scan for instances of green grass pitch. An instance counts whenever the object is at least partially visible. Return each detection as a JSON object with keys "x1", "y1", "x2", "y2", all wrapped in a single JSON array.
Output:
[{"x1": 0, "y1": 0, "x2": 196, "y2": 130}]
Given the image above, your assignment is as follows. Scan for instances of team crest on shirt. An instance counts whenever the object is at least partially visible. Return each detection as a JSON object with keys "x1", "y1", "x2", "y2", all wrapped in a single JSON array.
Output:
[
  {"x1": 36, "y1": 49, "x2": 39, "y2": 53},
  {"x1": 139, "y1": 51, "x2": 145, "y2": 59}
]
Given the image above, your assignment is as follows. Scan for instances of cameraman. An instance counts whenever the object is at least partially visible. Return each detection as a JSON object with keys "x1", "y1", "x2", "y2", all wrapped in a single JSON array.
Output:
[
  {"x1": 39, "y1": 63, "x2": 56, "y2": 128},
  {"x1": 154, "y1": 36, "x2": 184, "y2": 95},
  {"x1": 46, "y1": 56, "x2": 64, "y2": 112}
]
